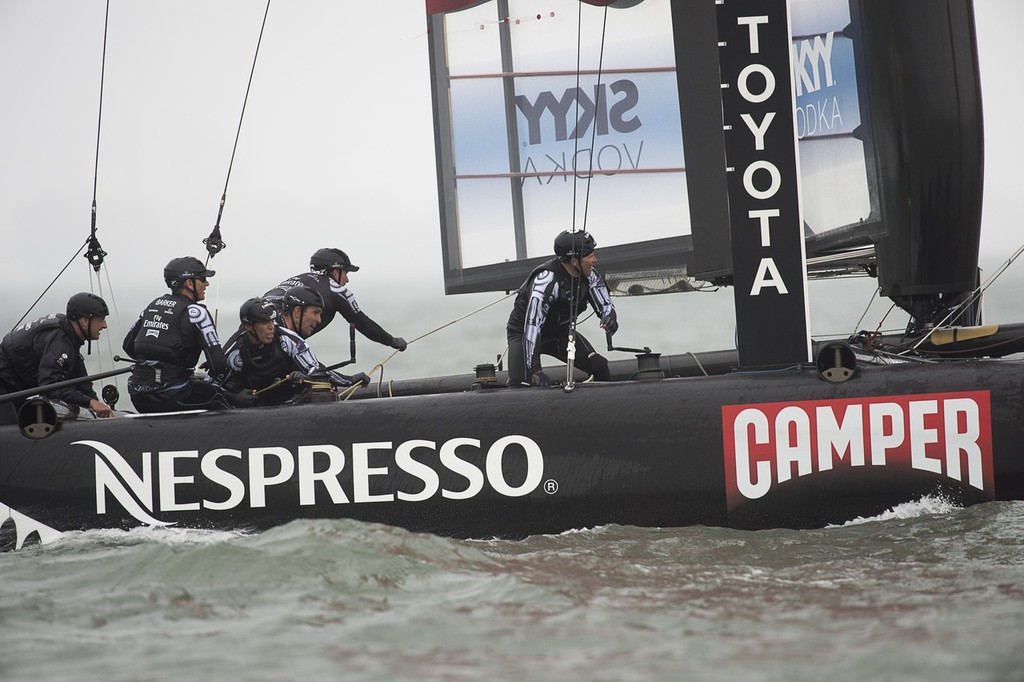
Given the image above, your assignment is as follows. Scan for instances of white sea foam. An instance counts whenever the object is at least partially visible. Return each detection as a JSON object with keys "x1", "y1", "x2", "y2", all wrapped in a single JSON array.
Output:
[
  {"x1": 52, "y1": 524, "x2": 251, "y2": 548},
  {"x1": 834, "y1": 493, "x2": 963, "y2": 527}
]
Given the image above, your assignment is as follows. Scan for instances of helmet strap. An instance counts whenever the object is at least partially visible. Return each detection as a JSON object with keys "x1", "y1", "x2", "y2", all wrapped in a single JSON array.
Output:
[
  {"x1": 75, "y1": 317, "x2": 93, "y2": 354},
  {"x1": 182, "y1": 278, "x2": 200, "y2": 301},
  {"x1": 562, "y1": 258, "x2": 582, "y2": 277},
  {"x1": 284, "y1": 308, "x2": 301, "y2": 335},
  {"x1": 71, "y1": 316, "x2": 87, "y2": 341}
]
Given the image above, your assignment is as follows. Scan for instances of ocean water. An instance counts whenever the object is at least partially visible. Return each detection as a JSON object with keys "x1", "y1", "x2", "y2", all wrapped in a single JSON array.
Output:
[{"x1": 1, "y1": 499, "x2": 1023, "y2": 682}]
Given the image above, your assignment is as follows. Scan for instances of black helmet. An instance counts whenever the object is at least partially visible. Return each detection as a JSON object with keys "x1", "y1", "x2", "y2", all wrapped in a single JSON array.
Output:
[
  {"x1": 66, "y1": 292, "x2": 109, "y2": 319},
  {"x1": 239, "y1": 297, "x2": 279, "y2": 325},
  {"x1": 553, "y1": 230, "x2": 597, "y2": 261},
  {"x1": 282, "y1": 286, "x2": 325, "y2": 311},
  {"x1": 310, "y1": 247, "x2": 360, "y2": 273},
  {"x1": 164, "y1": 256, "x2": 216, "y2": 289}
]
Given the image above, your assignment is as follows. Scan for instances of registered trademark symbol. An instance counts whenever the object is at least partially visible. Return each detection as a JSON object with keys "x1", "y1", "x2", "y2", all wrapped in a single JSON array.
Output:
[{"x1": 544, "y1": 479, "x2": 558, "y2": 494}]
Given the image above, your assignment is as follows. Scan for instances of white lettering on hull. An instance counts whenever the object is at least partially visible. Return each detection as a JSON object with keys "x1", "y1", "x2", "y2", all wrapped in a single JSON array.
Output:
[
  {"x1": 723, "y1": 392, "x2": 994, "y2": 507},
  {"x1": 76, "y1": 435, "x2": 545, "y2": 527}
]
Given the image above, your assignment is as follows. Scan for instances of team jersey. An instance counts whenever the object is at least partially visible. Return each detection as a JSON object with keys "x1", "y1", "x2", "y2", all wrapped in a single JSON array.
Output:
[
  {"x1": 0, "y1": 314, "x2": 97, "y2": 408},
  {"x1": 218, "y1": 324, "x2": 355, "y2": 394},
  {"x1": 264, "y1": 271, "x2": 395, "y2": 346},
  {"x1": 506, "y1": 258, "x2": 615, "y2": 368},
  {"x1": 123, "y1": 293, "x2": 227, "y2": 389}
]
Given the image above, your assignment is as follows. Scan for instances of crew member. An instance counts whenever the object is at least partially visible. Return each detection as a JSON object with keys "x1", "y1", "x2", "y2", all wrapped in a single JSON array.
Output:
[
  {"x1": 265, "y1": 247, "x2": 407, "y2": 351},
  {"x1": 506, "y1": 230, "x2": 618, "y2": 387},
  {"x1": 216, "y1": 292, "x2": 370, "y2": 406},
  {"x1": 0, "y1": 292, "x2": 116, "y2": 423},
  {"x1": 122, "y1": 256, "x2": 233, "y2": 413}
]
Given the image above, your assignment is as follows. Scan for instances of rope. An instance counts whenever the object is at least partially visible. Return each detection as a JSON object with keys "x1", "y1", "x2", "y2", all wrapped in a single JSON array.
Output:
[
  {"x1": 908, "y1": 240, "x2": 1024, "y2": 351},
  {"x1": 10, "y1": 238, "x2": 89, "y2": 333},
  {"x1": 564, "y1": 4, "x2": 609, "y2": 390},
  {"x1": 685, "y1": 351, "x2": 709, "y2": 377},
  {"x1": 360, "y1": 292, "x2": 516, "y2": 396},
  {"x1": 405, "y1": 291, "x2": 515, "y2": 346},
  {"x1": 204, "y1": 0, "x2": 272, "y2": 264},
  {"x1": 254, "y1": 292, "x2": 515, "y2": 400},
  {"x1": 91, "y1": 0, "x2": 109, "y2": 211},
  {"x1": 97, "y1": 264, "x2": 125, "y2": 395},
  {"x1": 83, "y1": 0, "x2": 111, "y2": 273},
  {"x1": 851, "y1": 284, "x2": 880, "y2": 336}
]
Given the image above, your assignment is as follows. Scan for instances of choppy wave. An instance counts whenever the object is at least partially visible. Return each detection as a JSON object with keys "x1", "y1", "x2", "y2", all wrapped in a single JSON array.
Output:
[
  {"x1": 836, "y1": 493, "x2": 964, "y2": 526},
  {"x1": 2, "y1": 504, "x2": 1024, "y2": 682}
]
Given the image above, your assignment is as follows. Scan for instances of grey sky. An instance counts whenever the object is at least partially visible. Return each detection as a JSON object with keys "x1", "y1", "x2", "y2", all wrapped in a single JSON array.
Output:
[{"x1": 1, "y1": 1, "x2": 1021, "y2": 381}]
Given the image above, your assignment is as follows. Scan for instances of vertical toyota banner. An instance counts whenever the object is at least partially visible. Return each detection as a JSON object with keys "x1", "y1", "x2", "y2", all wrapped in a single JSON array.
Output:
[{"x1": 717, "y1": 0, "x2": 811, "y2": 367}]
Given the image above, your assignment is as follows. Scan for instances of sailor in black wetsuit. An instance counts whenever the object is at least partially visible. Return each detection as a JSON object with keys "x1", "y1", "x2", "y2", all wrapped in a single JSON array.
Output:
[
  {"x1": 264, "y1": 248, "x2": 407, "y2": 352},
  {"x1": 506, "y1": 230, "x2": 618, "y2": 387},
  {"x1": 216, "y1": 292, "x2": 370, "y2": 406},
  {"x1": 0, "y1": 292, "x2": 116, "y2": 424},
  {"x1": 122, "y1": 256, "x2": 233, "y2": 413}
]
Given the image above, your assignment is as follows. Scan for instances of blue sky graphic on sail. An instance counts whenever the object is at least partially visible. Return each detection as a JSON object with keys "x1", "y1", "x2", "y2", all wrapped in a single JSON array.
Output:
[
  {"x1": 790, "y1": 0, "x2": 870, "y2": 237},
  {"x1": 444, "y1": 0, "x2": 685, "y2": 270},
  {"x1": 430, "y1": 0, "x2": 874, "y2": 292}
]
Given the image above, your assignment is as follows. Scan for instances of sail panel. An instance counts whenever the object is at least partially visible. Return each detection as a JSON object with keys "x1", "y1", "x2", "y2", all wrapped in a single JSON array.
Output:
[
  {"x1": 855, "y1": 0, "x2": 984, "y2": 325},
  {"x1": 791, "y1": 0, "x2": 874, "y2": 238},
  {"x1": 429, "y1": 0, "x2": 692, "y2": 294},
  {"x1": 427, "y1": 0, "x2": 892, "y2": 295}
]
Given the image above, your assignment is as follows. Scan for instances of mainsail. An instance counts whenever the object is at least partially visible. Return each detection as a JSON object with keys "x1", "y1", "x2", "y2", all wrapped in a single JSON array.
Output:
[
  {"x1": 426, "y1": 0, "x2": 888, "y2": 294},
  {"x1": 426, "y1": 0, "x2": 985, "y2": 332}
]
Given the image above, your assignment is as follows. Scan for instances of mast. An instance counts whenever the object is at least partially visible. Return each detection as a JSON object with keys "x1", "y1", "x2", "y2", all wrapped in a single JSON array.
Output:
[{"x1": 676, "y1": 0, "x2": 811, "y2": 368}]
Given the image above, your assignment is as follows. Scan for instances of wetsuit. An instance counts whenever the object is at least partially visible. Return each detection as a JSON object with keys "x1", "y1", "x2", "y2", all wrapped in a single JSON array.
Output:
[
  {"x1": 506, "y1": 258, "x2": 615, "y2": 385},
  {"x1": 0, "y1": 314, "x2": 99, "y2": 423},
  {"x1": 216, "y1": 324, "x2": 358, "y2": 406},
  {"x1": 122, "y1": 293, "x2": 231, "y2": 413},
  {"x1": 265, "y1": 272, "x2": 399, "y2": 347}
]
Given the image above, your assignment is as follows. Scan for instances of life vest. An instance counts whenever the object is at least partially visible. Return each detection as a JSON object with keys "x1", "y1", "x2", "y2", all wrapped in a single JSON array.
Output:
[
  {"x1": 237, "y1": 331, "x2": 294, "y2": 390},
  {"x1": 126, "y1": 293, "x2": 203, "y2": 368}
]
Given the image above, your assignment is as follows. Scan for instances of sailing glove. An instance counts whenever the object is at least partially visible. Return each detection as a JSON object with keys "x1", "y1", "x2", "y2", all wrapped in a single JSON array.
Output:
[
  {"x1": 391, "y1": 336, "x2": 408, "y2": 351},
  {"x1": 532, "y1": 370, "x2": 551, "y2": 388},
  {"x1": 601, "y1": 310, "x2": 619, "y2": 335},
  {"x1": 350, "y1": 372, "x2": 372, "y2": 387},
  {"x1": 289, "y1": 371, "x2": 308, "y2": 383}
]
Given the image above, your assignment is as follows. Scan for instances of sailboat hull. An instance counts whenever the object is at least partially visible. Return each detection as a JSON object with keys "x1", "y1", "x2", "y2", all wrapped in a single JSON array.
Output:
[{"x1": 2, "y1": 359, "x2": 1022, "y2": 549}]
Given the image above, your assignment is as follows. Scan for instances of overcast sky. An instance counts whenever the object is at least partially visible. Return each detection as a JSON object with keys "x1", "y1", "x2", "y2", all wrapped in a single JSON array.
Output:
[{"x1": 0, "y1": 1, "x2": 1021, "y2": 382}]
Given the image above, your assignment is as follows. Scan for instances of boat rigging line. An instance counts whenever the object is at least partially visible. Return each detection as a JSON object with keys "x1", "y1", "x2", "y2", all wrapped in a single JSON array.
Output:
[
  {"x1": 202, "y1": 0, "x2": 272, "y2": 266},
  {"x1": 84, "y1": 0, "x2": 111, "y2": 275},
  {"x1": 10, "y1": 0, "x2": 112, "y2": 334},
  {"x1": 905, "y1": 239, "x2": 1024, "y2": 353},
  {"x1": 565, "y1": 3, "x2": 610, "y2": 393},
  {"x1": 361, "y1": 291, "x2": 516, "y2": 396},
  {"x1": 9, "y1": 240, "x2": 89, "y2": 334}
]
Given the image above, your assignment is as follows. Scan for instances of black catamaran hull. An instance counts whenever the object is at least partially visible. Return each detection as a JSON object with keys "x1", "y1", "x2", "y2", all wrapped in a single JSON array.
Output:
[{"x1": 3, "y1": 360, "x2": 1022, "y2": 550}]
